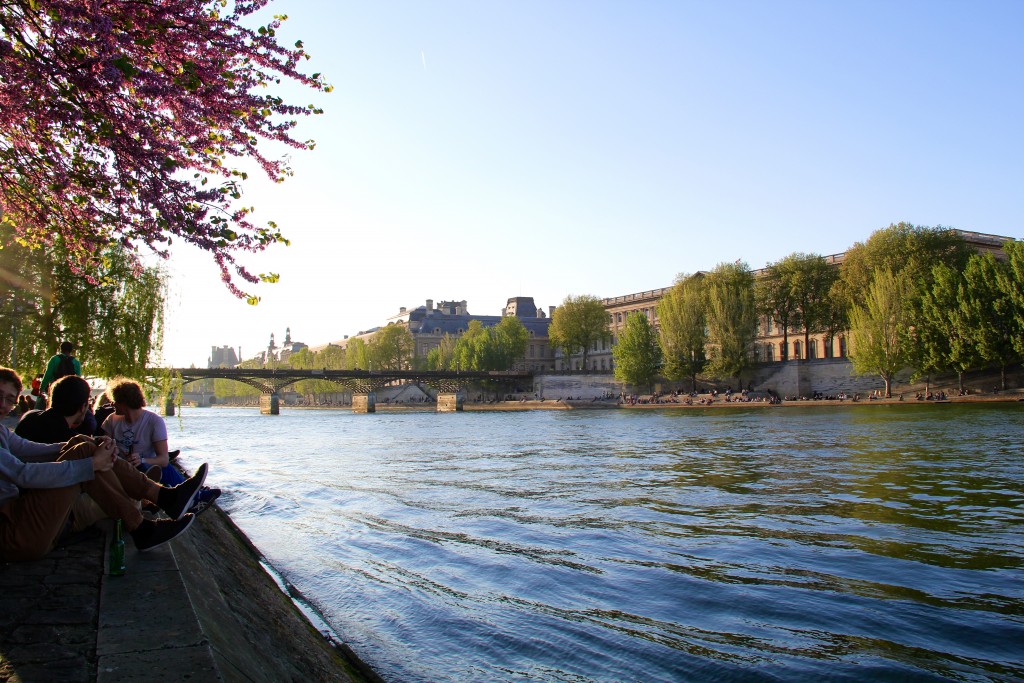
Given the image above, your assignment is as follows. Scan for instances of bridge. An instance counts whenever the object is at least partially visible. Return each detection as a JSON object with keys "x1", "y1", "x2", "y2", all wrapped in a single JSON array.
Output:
[{"x1": 145, "y1": 367, "x2": 534, "y2": 414}]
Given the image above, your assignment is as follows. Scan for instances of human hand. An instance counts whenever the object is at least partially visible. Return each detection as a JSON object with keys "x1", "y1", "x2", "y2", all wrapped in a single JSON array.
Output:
[
  {"x1": 127, "y1": 451, "x2": 141, "y2": 467},
  {"x1": 91, "y1": 441, "x2": 115, "y2": 472}
]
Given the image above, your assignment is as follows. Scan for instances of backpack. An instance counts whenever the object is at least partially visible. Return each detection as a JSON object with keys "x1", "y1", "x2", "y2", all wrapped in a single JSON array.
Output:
[{"x1": 54, "y1": 353, "x2": 77, "y2": 380}]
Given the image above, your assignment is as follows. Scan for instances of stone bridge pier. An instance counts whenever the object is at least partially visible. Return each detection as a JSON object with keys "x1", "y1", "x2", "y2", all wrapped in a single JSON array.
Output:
[
  {"x1": 436, "y1": 392, "x2": 463, "y2": 412},
  {"x1": 260, "y1": 393, "x2": 280, "y2": 415},
  {"x1": 351, "y1": 392, "x2": 376, "y2": 414}
]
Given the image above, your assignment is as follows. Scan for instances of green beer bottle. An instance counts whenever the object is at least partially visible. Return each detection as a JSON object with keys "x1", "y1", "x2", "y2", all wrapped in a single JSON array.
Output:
[{"x1": 109, "y1": 519, "x2": 126, "y2": 576}]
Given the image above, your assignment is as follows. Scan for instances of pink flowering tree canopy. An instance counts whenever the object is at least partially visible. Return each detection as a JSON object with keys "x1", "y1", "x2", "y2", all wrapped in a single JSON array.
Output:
[{"x1": 0, "y1": 0, "x2": 329, "y2": 300}]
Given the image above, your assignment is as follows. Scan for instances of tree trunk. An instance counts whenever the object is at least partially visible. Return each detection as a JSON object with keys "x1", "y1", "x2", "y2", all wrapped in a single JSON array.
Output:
[
  {"x1": 884, "y1": 375, "x2": 892, "y2": 399},
  {"x1": 1001, "y1": 364, "x2": 1007, "y2": 390},
  {"x1": 957, "y1": 371, "x2": 963, "y2": 393}
]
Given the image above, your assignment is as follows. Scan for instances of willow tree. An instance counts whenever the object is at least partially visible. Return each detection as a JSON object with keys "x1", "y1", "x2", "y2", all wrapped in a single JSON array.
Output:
[
  {"x1": 849, "y1": 269, "x2": 912, "y2": 398},
  {"x1": 704, "y1": 262, "x2": 756, "y2": 386},
  {"x1": 0, "y1": 231, "x2": 164, "y2": 376},
  {"x1": 657, "y1": 273, "x2": 707, "y2": 391},
  {"x1": 0, "y1": 0, "x2": 329, "y2": 300},
  {"x1": 612, "y1": 311, "x2": 661, "y2": 392}
]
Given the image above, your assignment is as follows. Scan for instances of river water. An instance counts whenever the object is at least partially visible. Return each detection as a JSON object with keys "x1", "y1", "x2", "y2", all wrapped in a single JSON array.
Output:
[{"x1": 169, "y1": 404, "x2": 1023, "y2": 682}]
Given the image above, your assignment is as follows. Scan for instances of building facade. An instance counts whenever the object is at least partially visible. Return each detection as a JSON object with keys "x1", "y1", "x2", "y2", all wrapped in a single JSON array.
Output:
[{"x1": 325, "y1": 297, "x2": 557, "y2": 371}]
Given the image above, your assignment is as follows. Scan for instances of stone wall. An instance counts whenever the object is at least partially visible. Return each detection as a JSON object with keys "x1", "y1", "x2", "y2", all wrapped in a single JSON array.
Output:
[
  {"x1": 532, "y1": 361, "x2": 1022, "y2": 399},
  {"x1": 534, "y1": 374, "x2": 620, "y2": 400}
]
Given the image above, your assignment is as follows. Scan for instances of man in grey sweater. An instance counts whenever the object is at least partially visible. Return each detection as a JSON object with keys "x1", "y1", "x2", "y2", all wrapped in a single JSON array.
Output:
[{"x1": 0, "y1": 368, "x2": 208, "y2": 561}]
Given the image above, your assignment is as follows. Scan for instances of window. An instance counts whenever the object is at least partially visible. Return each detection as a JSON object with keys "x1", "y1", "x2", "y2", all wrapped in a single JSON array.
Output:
[
  {"x1": 616, "y1": 313, "x2": 622, "y2": 323},
  {"x1": 529, "y1": 345, "x2": 535, "y2": 358},
  {"x1": 839, "y1": 337, "x2": 847, "y2": 358},
  {"x1": 779, "y1": 342, "x2": 785, "y2": 360},
  {"x1": 765, "y1": 344, "x2": 774, "y2": 362},
  {"x1": 809, "y1": 339, "x2": 817, "y2": 360},
  {"x1": 793, "y1": 340, "x2": 802, "y2": 360}
]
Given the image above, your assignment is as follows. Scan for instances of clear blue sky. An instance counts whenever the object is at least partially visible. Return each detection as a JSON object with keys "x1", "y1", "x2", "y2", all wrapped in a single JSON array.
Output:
[{"x1": 160, "y1": 0, "x2": 1023, "y2": 367}]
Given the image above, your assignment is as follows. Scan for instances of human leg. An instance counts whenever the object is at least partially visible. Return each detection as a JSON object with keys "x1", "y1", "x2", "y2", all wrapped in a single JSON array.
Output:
[{"x1": 0, "y1": 486, "x2": 79, "y2": 561}]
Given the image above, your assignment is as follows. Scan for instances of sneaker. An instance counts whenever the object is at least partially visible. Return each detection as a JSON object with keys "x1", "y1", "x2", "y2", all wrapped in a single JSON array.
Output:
[
  {"x1": 189, "y1": 487, "x2": 221, "y2": 515},
  {"x1": 156, "y1": 463, "x2": 208, "y2": 520},
  {"x1": 168, "y1": 449, "x2": 180, "y2": 462},
  {"x1": 130, "y1": 515, "x2": 196, "y2": 552},
  {"x1": 145, "y1": 465, "x2": 162, "y2": 483}
]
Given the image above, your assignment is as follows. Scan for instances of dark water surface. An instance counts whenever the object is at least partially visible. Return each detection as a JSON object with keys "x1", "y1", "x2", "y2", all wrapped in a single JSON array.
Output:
[{"x1": 170, "y1": 404, "x2": 1024, "y2": 682}]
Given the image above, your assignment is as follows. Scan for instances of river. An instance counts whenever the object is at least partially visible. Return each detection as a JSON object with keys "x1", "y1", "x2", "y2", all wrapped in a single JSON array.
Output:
[{"x1": 168, "y1": 403, "x2": 1023, "y2": 682}]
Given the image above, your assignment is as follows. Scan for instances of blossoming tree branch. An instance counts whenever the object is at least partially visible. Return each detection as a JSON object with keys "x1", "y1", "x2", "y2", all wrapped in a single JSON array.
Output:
[{"x1": 0, "y1": 0, "x2": 329, "y2": 301}]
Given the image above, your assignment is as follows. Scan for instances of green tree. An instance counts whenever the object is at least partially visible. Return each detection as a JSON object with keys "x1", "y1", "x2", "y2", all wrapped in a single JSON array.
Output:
[
  {"x1": 613, "y1": 312, "x2": 662, "y2": 391},
  {"x1": 790, "y1": 254, "x2": 839, "y2": 358},
  {"x1": 0, "y1": 232, "x2": 165, "y2": 377},
  {"x1": 917, "y1": 265, "x2": 970, "y2": 394},
  {"x1": 838, "y1": 223, "x2": 969, "y2": 313},
  {"x1": 960, "y1": 253, "x2": 1020, "y2": 390},
  {"x1": 849, "y1": 269, "x2": 912, "y2": 397},
  {"x1": 704, "y1": 261, "x2": 756, "y2": 385},
  {"x1": 427, "y1": 334, "x2": 458, "y2": 370},
  {"x1": 549, "y1": 294, "x2": 609, "y2": 371},
  {"x1": 657, "y1": 273, "x2": 707, "y2": 391},
  {"x1": 345, "y1": 338, "x2": 369, "y2": 370},
  {"x1": 491, "y1": 316, "x2": 529, "y2": 370},
  {"x1": 317, "y1": 345, "x2": 348, "y2": 370},
  {"x1": 997, "y1": 240, "x2": 1024, "y2": 359},
  {"x1": 756, "y1": 257, "x2": 799, "y2": 361},
  {"x1": 368, "y1": 325, "x2": 414, "y2": 370},
  {"x1": 453, "y1": 321, "x2": 490, "y2": 371}
]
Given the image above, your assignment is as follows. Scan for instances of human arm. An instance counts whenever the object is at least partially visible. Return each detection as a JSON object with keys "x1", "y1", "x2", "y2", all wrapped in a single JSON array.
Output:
[
  {"x1": 141, "y1": 439, "x2": 169, "y2": 469},
  {"x1": 0, "y1": 446, "x2": 94, "y2": 491},
  {"x1": 0, "y1": 424, "x2": 62, "y2": 463}
]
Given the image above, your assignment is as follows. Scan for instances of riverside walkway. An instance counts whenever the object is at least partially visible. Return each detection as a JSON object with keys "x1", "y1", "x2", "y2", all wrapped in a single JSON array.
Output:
[{"x1": 0, "y1": 503, "x2": 377, "y2": 683}]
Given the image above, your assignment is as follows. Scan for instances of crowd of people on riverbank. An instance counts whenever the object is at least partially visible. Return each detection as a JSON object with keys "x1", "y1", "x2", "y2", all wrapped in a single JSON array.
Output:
[{"x1": 0, "y1": 343, "x2": 221, "y2": 565}]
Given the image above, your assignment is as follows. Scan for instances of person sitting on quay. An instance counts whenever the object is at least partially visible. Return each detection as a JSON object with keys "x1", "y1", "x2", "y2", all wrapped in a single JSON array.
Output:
[
  {"x1": 15, "y1": 375, "x2": 94, "y2": 444},
  {"x1": 99, "y1": 378, "x2": 183, "y2": 486},
  {"x1": 0, "y1": 367, "x2": 208, "y2": 561}
]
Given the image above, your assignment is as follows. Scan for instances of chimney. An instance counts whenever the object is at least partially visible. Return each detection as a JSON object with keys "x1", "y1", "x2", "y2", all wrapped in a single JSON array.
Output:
[
  {"x1": 426, "y1": 299, "x2": 434, "y2": 312},
  {"x1": 549, "y1": 305, "x2": 556, "y2": 318}
]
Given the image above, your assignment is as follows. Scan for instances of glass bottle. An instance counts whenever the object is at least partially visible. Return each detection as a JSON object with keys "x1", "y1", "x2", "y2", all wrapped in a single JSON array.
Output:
[{"x1": 109, "y1": 519, "x2": 126, "y2": 576}]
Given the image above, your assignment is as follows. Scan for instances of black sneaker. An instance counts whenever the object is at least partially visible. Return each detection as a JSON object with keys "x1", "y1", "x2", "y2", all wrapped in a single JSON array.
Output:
[
  {"x1": 189, "y1": 487, "x2": 221, "y2": 515},
  {"x1": 130, "y1": 515, "x2": 196, "y2": 552},
  {"x1": 156, "y1": 463, "x2": 208, "y2": 520},
  {"x1": 168, "y1": 449, "x2": 180, "y2": 461}
]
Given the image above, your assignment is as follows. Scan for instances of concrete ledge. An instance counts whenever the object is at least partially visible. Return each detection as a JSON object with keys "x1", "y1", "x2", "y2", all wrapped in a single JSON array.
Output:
[{"x1": 170, "y1": 506, "x2": 376, "y2": 683}]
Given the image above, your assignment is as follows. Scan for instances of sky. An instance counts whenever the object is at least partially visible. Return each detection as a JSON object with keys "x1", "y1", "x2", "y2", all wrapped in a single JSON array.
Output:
[{"x1": 159, "y1": 0, "x2": 1023, "y2": 368}]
